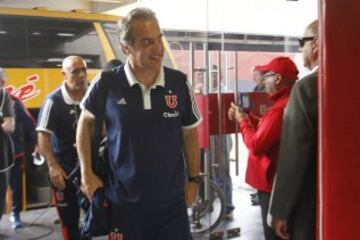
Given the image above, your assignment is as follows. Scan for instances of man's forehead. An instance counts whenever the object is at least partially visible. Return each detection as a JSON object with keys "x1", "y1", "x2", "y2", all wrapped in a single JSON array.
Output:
[
  {"x1": 66, "y1": 59, "x2": 86, "y2": 69},
  {"x1": 132, "y1": 20, "x2": 161, "y2": 36},
  {"x1": 63, "y1": 57, "x2": 86, "y2": 69}
]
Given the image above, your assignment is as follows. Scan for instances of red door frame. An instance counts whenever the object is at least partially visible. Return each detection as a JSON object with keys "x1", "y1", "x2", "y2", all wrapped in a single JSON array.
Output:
[{"x1": 319, "y1": 1, "x2": 360, "y2": 239}]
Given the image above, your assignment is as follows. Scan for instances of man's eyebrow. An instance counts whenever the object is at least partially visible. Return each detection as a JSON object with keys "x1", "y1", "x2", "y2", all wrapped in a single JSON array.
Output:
[{"x1": 141, "y1": 34, "x2": 163, "y2": 40}]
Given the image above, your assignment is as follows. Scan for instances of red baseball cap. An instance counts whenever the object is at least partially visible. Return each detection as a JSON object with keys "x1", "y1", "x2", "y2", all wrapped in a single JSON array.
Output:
[
  {"x1": 256, "y1": 56, "x2": 299, "y2": 81},
  {"x1": 253, "y1": 65, "x2": 263, "y2": 72}
]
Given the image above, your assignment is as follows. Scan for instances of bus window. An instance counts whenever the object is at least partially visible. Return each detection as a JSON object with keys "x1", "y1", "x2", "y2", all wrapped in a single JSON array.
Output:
[
  {"x1": 0, "y1": 16, "x2": 106, "y2": 68},
  {"x1": 101, "y1": 22, "x2": 127, "y2": 63}
]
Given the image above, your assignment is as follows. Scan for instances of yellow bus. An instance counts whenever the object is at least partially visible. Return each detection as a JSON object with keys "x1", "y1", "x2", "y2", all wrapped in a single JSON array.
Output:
[
  {"x1": 0, "y1": 6, "x2": 176, "y2": 209},
  {"x1": 0, "y1": 7, "x2": 123, "y2": 109},
  {"x1": 0, "y1": 8, "x2": 176, "y2": 208},
  {"x1": 0, "y1": 7, "x2": 121, "y2": 209},
  {"x1": 0, "y1": 7, "x2": 175, "y2": 109}
]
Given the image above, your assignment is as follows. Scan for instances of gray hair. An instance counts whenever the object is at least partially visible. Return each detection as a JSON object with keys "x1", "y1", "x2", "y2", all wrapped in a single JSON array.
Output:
[
  {"x1": 117, "y1": 7, "x2": 159, "y2": 46},
  {"x1": 307, "y1": 20, "x2": 319, "y2": 37}
]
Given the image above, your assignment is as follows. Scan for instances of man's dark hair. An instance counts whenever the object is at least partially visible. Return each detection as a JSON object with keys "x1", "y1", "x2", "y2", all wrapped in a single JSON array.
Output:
[{"x1": 117, "y1": 7, "x2": 158, "y2": 46}]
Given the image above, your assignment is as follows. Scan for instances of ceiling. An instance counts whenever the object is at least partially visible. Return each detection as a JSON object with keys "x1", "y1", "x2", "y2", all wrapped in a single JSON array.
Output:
[
  {"x1": 0, "y1": 0, "x2": 136, "y2": 12},
  {"x1": 107, "y1": 0, "x2": 318, "y2": 37}
]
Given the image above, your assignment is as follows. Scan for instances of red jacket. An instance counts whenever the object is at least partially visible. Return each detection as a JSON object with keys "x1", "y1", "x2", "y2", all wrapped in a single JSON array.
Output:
[{"x1": 240, "y1": 86, "x2": 292, "y2": 192}]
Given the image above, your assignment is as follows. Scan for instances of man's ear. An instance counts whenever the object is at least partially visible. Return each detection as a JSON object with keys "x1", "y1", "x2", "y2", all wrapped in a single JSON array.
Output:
[
  {"x1": 121, "y1": 43, "x2": 130, "y2": 55},
  {"x1": 312, "y1": 38, "x2": 319, "y2": 55},
  {"x1": 275, "y1": 74, "x2": 282, "y2": 85}
]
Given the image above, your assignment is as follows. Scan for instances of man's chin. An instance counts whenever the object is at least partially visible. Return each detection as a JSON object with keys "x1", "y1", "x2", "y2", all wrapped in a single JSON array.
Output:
[
  {"x1": 72, "y1": 86, "x2": 86, "y2": 91},
  {"x1": 149, "y1": 61, "x2": 162, "y2": 70}
]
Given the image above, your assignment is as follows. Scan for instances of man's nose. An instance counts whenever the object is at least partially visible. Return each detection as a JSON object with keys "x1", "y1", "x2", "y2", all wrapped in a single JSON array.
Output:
[{"x1": 154, "y1": 39, "x2": 164, "y2": 50}]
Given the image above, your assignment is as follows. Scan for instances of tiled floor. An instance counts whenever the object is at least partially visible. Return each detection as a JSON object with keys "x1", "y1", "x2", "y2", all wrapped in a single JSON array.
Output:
[
  {"x1": 0, "y1": 208, "x2": 108, "y2": 240},
  {"x1": 0, "y1": 179, "x2": 264, "y2": 240},
  {"x1": 0, "y1": 187, "x2": 264, "y2": 240},
  {"x1": 207, "y1": 177, "x2": 265, "y2": 240},
  {"x1": 0, "y1": 137, "x2": 265, "y2": 239}
]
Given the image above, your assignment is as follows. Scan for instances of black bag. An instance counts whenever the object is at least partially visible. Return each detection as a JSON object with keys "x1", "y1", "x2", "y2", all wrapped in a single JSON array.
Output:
[
  {"x1": 80, "y1": 187, "x2": 110, "y2": 237},
  {"x1": 69, "y1": 69, "x2": 115, "y2": 238},
  {"x1": 91, "y1": 70, "x2": 113, "y2": 182},
  {"x1": 82, "y1": 70, "x2": 114, "y2": 237}
]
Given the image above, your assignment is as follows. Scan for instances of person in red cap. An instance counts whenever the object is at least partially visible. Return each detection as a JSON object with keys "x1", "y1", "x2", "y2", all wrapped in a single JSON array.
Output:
[{"x1": 228, "y1": 56, "x2": 298, "y2": 240}]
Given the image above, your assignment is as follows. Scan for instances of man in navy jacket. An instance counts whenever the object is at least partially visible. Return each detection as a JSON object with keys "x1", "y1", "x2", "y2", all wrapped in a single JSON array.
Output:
[{"x1": 77, "y1": 8, "x2": 202, "y2": 240}]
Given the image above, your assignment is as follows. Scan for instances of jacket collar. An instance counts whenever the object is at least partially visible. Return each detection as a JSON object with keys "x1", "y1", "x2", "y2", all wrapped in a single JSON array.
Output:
[
  {"x1": 124, "y1": 60, "x2": 164, "y2": 89},
  {"x1": 61, "y1": 83, "x2": 80, "y2": 105},
  {"x1": 269, "y1": 85, "x2": 293, "y2": 102}
]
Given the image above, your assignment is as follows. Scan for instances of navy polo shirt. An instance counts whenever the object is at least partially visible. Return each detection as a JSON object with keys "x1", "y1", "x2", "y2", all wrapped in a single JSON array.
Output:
[
  {"x1": 37, "y1": 84, "x2": 82, "y2": 173},
  {"x1": 81, "y1": 63, "x2": 202, "y2": 205}
]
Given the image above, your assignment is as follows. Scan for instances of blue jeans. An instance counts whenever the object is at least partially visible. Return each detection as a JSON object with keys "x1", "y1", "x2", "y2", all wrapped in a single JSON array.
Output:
[
  {"x1": 0, "y1": 172, "x2": 7, "y2": 220},
  {"x1": 10, "y1": 156, "x2": 23, "y2": 214},
  {"x1": 209, "y1": 134, "x2": 234, "y2": 214}
]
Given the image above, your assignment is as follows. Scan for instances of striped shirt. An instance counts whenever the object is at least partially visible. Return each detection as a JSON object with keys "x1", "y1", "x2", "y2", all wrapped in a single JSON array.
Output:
[{"x1": 37, "y1": 84, "x2": 81, "y2": 172}]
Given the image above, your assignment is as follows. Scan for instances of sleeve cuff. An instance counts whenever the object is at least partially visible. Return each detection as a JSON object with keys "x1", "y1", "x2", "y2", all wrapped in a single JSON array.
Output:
[
  {"x1": 80, "y1": 104, "x2": 95, "y2": 119},
  {"x1": 182, "y1": 117, "x2": 203, "y2": 129},
  {"x1": 36, "y1": 127, "x2": 53, "y2": 134}
]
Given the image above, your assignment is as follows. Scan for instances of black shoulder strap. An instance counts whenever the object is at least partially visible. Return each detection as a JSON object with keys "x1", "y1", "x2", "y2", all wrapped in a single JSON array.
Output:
[
  {"x1": 0, "y1": 90, "x2": 4, "y2": 169},
  {"x1": 0, "y1": 88, "x2": 5, "y2": 111},
  {"x1": 91, "y1": 70, "x2": 113, "y2": 166},
  {"x1": 69, "y1": 69, "x2": 116, "y2": 180}
]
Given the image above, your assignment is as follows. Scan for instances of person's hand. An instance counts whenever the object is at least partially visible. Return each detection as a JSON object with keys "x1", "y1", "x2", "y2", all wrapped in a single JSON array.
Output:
[
  {"x1": 193, "y1": 88, "x2": 203, "y2": 95},
  {"x1": 81, "y1": 171, "x2": 104, "y2": 200},
  {"x1": 185, "y1": 182, "x2": 198, "y2": 207},
  {"x1": 49, "y1": 163, "x2": 67, "y2": 190},
  {"x1": 32, "y1": 144, "x2": 40, "y2": 157},
  {"x1": 272, "y1": 218, "x2": 290, "y2": 239},
  {"x1": 228, "y1": 102, "x2": 248, "y2": 122}
]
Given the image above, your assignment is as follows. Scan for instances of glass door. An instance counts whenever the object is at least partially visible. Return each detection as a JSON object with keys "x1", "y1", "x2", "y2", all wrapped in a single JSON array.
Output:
[{"x1": 161, "y1": 0, "x2": 318, "y2": 239}]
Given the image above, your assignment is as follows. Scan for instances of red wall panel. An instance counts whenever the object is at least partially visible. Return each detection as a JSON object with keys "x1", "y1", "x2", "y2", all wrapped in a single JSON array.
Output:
[
  {"x1": 194, "y1": 95, "x2": 209, "y2": 148},
  {"x1": 195, "y1": 93, "x2": 236, "y2": 149},
  {"x1": 320, "y1": 1, "x2": 360, "y2": 239}
]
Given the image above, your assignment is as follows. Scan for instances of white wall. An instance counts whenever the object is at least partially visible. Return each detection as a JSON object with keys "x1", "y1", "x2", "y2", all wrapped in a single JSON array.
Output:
[{"x1": 107, "y1": 0, "x2": 318, "y2": 37}]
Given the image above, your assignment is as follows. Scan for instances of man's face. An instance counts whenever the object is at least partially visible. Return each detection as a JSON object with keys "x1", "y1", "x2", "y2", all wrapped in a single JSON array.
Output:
[
  {"x1": 63, "y1": 58, "x2": 87, "y2": 91},
  {"x1": 194, "y1": 72, "x2": 204, "y2": 92},
  {"x1": 253, "y1": 70, "x2": 264, "y2": 86},
  {"x1": 263, "y1": 71, "x2": 279, "y2": 95},
  {"x1": 125, "y1": 19, "x2": 164, "y2": 72},
  {"x1": 211, "y1": 71, "x2": 218, "y2": 89},
  {"x1": 300, "y1": 28, "x2": 317, "y2": 70}
]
